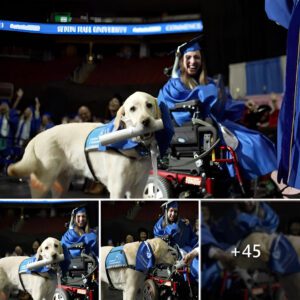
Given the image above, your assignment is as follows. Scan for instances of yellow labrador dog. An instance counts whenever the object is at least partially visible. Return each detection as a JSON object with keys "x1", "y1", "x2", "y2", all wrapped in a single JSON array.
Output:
[
  {"x1": 8, "y1": 91, "x2": 161, "y2": 198},
  {"x1": 0, "y1": 237, "x2": 63, "y2": 300},
  {"x1": 101, "y1": 238, "x2": 178, "y2": 300},
  {"x1": 235, "y1": 232, "x2": 300, "y2": 300}
]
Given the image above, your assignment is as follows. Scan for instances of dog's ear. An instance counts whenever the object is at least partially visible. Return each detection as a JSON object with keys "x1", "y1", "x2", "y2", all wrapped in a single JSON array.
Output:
[
  {"x1": 113, "y1": 105, "x2": 125, "y2": 130},
  {"x1": 153, "y1": 98, "x2": 161, "y2": 119},
  {"x1": 58, "y1": 242, "x2": 63, "y2": 255},
  {"x1": 36, "y1": 245, "x2": 43, "y2": 261}
]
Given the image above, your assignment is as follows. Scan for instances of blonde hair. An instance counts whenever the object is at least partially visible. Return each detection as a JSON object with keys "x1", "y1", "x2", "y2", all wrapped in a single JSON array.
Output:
[
  {"x1": 73, "y1": 216, "x2": 90, "y2": 236},
  {"x1": 74, "y1": 223, "x2": 90, "y2": 236},
  {"x1": 179, "y1": 50, "x2": 208, "y2": 89}
]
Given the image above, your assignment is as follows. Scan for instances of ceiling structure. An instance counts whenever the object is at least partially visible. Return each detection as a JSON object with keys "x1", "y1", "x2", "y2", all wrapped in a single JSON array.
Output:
[
  {"x1": 0, "y1": 0, "x2": 200, "y2": 21},
  {"x1": 0, "y1": 0, "x2": 288, "y2": 81}
]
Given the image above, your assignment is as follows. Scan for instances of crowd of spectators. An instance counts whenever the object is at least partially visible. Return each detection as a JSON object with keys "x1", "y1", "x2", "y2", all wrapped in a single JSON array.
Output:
[{"x1": 0, "y1": 86, "x2": 125, "y2": 195}]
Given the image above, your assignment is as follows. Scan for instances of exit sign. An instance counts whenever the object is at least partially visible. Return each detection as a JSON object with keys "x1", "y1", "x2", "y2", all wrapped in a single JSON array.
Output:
[{"x1": 54, "y1": 13, "x2": 72, "y2": 23}]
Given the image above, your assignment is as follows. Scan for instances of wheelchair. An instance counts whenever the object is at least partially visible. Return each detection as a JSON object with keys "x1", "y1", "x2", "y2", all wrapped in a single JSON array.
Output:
[
  {"x1": 211, "y1": 269, "x2": 286, "y2": 300},
  {"x1": 143, "y1": 38, "x2": 281, "y2": 199},
  {"x1": 143, "y1": 91, "x2": 248, "y2": 199},
  {"x1": 142, "y1": 41, "x2": 242, "y2": 198},
  {"x1": 53, "y1": 243, "x2": 98, "y2": 300},
  {"x1": 143, "y1": 241, "x2": 198, "y2": 300}
]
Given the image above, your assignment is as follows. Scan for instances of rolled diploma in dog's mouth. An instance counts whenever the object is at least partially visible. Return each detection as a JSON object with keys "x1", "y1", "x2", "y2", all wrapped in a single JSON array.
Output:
[
  {"x1": 174, "y1": 259, "x2": 186, "y2": 269},
  {"x1": 26, "y1": 254, "x2": 65, "y2": 270},
  {"x1": 99, "y1": 119, "x2": 164, "y2": 146}
]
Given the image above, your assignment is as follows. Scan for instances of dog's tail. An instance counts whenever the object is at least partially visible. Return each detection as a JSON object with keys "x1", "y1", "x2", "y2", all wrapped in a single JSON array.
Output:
[{"x1": 7, "y1": 139, "x2": 38, "y2": 177}]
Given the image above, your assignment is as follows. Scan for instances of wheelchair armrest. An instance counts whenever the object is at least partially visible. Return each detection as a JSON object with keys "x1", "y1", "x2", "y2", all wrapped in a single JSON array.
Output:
[
  {"x1": 68, "y1": 242, "x2": 85, "y2": 250},
  {"x1": 172, "y1": 99, "x2": 199, "y2": 110}
]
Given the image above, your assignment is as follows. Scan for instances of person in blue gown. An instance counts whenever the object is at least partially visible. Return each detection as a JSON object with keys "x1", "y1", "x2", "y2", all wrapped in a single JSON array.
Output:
[
  {"x1": 153, "y1": 201, "x2": 197, "y2": 253},
  {"x1": 202, "y1": 202, "x2": 278, "y2": 294},
  {"x1": 61, "y1": 207, "x2": 98, "y2": 258},
  {"x1": 265, "y1": 0, "x2": 300, "y2": 197},
  {"x1": 201, "y1": 214, "x2": 236, "y2": 293},
  {"x1": 0, "y1": 101, "x2": 19, "y2": 169},
  {"x1": 158, "y1": 42, "x2": 277, "y2": 181},
  {"x1": 210, "y1": 201, "x2": 279, "y2": 249}
]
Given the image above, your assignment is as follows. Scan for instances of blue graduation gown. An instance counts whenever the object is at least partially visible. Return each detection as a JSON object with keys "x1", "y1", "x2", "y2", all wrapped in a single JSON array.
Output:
[
  {"x1": 158, "y1": 78, "x2": 277, "y2": 179},
  {"x1": 201, "y1": 219, "x2": 223, "y2": 290},
  {"x1": 153, "y1": 216, "x2": 197, "y2": 253},
  {"x1": 266, "y1": 0, "x2": 300, "y2": 188},
  {"x1": 210, "y1": 202, "x2": 279, "y2": 249},
  {"x1": 202, "y1": 221, "x2": 220, "y2": 249},
  {"x1": 0, "y1": 109, "x2": 19, "y2": 148},
  {"x1": 15, "y1": 115, "x2": 41, "y2": 146},
  {"x1": 61, "y1": 229, "x2": 98, "y2": 258}
]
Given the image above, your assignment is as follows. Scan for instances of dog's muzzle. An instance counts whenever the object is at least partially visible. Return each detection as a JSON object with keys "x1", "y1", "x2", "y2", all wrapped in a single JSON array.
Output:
[
  {"x1": 26, "y1": 253, "x2": 65, "y2": 271},
  {"x1": 99, "y1": 119, "x2": 164, "y2": 146}
]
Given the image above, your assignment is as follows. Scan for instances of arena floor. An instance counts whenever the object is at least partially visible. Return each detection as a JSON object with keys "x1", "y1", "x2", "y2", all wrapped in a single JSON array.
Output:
[
  {"x1": 0, "y1": 175, "x2": 109, "y2": 198},
  {"x1": 102, "y1": 286, "x2": 144, "y2": 300}
]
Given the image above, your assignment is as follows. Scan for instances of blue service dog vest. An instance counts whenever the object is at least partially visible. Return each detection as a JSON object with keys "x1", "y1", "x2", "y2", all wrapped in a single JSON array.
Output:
[
  {"x1": 105, "y1": 246, "x2": 128, "y2": 269},
  {"x1": 105, "y1": 242, "x2": 155, "y2": 272},
  {"x1": 105, "y1": 242, "x2": 155, "y2": 289},
  {"x1": 84, "y1": 122, "x2": 150, "y2": 182},
  {"x1": 18, "y1": 257, "x2": 56, "y2": 295},
  {"x1": 85, "y1": 122, "x2": 149, "y2": 156},
  {"x1": 19, "y1": 257, "x2": 54, "y2": 274},
  {"x1": 269, "y1": 234, "x2": 300, "y2": 275}
]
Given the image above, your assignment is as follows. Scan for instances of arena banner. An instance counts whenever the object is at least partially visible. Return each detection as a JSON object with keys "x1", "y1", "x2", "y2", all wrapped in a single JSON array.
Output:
[
  {"x1": 0, "y1": 20, "x2": 203, "y2": 35},
  {"x1": 0, "y1": 199, "x2": 82, "y2": 203}
]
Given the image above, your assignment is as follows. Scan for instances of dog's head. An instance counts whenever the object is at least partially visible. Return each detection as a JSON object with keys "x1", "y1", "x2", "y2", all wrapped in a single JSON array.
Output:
[
  {"x1": 147, "y1": 237, "x2": 178, "y2": 265},
  {"x1": 36, "y1": 237, "x2": 63, "y2": 262},
  {"x1": 234, "y1": 232, "x2": 274, "y2": 271},
  {"x1": 114, "y1": 91, "x2": 161, "y2": 144}
]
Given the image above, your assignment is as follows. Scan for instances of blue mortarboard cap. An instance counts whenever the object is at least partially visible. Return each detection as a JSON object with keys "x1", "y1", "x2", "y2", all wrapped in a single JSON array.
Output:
[
  {"x1": 69, "y1": 206, "x2": 87, "y2": 229},
  {"x1": 72, "y1": 207, "x2": 87, "y2": 215},
  {"x1": 181, "y1": 42, "x2": 201, "y2": 55},
  {"x1": 161, "y1": 201, "x2": 179, "y2": 211}
]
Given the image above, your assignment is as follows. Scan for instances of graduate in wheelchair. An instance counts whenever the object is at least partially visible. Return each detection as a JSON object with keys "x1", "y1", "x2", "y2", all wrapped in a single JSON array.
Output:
[
  {"x1": 56, "y1": 207, "x2": 98, "y2": 299},
  {"x1": 156, "y1": 40, "x2": 278, "y2": 197},
  {"x1": 143, "y1": 201, "x2": 198, "y2": 299},
  {"x1": 61, "y1": 206, "x2": 98, "y2": 259}
]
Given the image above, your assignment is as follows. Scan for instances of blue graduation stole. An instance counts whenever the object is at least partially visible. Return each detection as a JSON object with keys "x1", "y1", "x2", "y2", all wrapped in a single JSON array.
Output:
[
  {"x1": 269, "y1": 234, "x2": 300, "y2": 275},
  {"x1": 136, "y1": 241, "x2": 155, "y2": 273}
]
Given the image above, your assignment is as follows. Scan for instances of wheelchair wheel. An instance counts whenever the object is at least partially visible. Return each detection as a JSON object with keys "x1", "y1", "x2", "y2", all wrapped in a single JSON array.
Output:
[
  {"x1": 53, "y1": 288, "x2": 70, "y2": 300},
  {"x1": 143, "y1": 279, "x2": 159, "y2": 300},
  {"x1": 143, "y1": 175, "x2": 173, "y2": 199}
]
